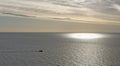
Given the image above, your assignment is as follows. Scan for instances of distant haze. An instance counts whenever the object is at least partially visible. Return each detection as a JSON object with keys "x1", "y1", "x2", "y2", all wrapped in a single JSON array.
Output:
[{"x1": 0, "y1": 16, "x2": 120, "y2": 32}]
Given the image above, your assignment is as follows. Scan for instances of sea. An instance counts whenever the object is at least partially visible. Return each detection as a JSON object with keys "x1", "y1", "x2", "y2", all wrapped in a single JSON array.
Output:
[{"x1": 0, "y1": 33, "x2": 120, "y2": 66}]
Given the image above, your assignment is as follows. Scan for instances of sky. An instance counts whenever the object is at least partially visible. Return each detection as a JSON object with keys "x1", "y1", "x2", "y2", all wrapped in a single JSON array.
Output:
[{"x1": 0, "y1": 0, "x2": 120, "y2": 32}]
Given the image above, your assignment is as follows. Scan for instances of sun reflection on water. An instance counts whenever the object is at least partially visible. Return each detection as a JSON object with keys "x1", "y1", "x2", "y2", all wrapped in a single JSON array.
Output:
[{"x1": 66, "y1": 33, "x2": 104, "y2": 39}]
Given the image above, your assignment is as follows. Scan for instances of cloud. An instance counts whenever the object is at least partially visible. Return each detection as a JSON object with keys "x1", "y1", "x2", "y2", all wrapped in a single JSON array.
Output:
[
  {"x1": 0, "y1": 0, "x2": 120, "y2": 25},
  {"x1": 112, "y1": 4, "x2": 120, "y2": 11}
]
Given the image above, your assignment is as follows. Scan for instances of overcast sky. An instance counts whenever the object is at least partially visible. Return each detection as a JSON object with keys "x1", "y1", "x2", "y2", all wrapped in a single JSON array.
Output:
[{"x1": 0, "y1": 0, "x2": 120, "y2": 32}]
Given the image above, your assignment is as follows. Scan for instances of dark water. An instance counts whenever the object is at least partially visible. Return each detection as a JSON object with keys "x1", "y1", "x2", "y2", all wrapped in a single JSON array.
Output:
[{"x1": 0, "y1": 33, "x2": 120, "y2": 66}]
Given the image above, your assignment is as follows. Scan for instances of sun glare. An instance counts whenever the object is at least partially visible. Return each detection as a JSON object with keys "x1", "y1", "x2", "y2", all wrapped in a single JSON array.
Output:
[{"x1": 67, "y1": 33, "x2": 104, "y2": 39}]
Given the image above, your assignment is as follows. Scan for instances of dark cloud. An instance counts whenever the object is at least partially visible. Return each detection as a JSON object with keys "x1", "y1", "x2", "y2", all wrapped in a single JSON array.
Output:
[{"x1": 1, "y1": 12, "x2": 33, "y2": 17}]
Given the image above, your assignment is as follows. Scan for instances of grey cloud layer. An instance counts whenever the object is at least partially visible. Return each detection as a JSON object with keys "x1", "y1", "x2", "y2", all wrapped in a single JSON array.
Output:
[{"x1": 0, "y1": 0, "x2": 120, "y2": 24}]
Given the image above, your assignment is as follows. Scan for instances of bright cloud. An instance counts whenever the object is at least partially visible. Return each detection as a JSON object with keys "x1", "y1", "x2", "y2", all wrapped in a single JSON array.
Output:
[{"x1": 113, "y1": 4, "x2": 120, "y2": 11}]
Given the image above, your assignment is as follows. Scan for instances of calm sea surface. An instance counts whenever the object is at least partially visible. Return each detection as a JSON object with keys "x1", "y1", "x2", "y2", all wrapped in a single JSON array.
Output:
[{"x1": 0, "y1": 33, "x2": 120, "y2": 66}]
